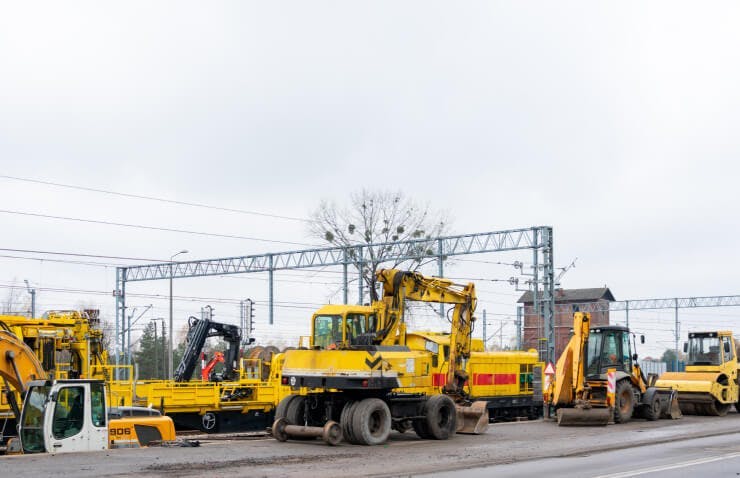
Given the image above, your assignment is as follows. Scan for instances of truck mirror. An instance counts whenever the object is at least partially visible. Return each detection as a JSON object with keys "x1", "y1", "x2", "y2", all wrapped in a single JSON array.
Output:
[
  {"x1": 683, "y1": 342, "x2": 688, "y2": 353},
  {"x1": 632, "y1": 353, "x2": 638, "y2": 361},
  {"x1": 640, "y1": 335, "x2": 645, "y2": 344}
]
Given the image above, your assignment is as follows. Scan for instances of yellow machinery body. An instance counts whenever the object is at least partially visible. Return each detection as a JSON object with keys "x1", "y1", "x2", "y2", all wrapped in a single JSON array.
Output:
[
  {"x1": 276, "y1": 269, "x2": 499, "y2": 445},
  {"x1": 548, "y1": 312, "x2": 679, "y2": 426},
  {"x1": 1, "y1": 329, "x2": 174, "y2": 454},
  {"x1": 655, "y1": 331, "x2": 739, "y2": 416},
  {"x1": 131, "y1": 352, "x2": 291, "y2": 433}
]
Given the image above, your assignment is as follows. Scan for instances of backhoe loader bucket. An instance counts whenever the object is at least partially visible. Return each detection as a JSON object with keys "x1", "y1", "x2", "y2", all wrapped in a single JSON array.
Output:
[
  {"x1": 556, "y1": 406, "x2": 611, "y2": 426},
  {"x1": 455, "y1": 401, "x2": 489, "y2": 434}
]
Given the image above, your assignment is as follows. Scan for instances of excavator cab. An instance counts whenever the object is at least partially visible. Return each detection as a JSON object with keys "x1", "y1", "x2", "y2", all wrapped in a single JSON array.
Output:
[{"x1": 20, "y1": 380, "x2": 108, "y2": 454}]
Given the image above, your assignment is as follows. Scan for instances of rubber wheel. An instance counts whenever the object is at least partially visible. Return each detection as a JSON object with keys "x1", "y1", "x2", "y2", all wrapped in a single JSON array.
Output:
[
  {"x1": 413, "y1": 416, "x2": 432, "y2": 439},
  {"x1": 644, "y1": 394, "x2": 661, "y2": 421},
  {"x1": 351, "y1": 398, "x2": 391, "y2": 445},
  {"x1": 285, "y1": 396, "x2": 307, "y2": 425},
  {"x1": 423, "y1": 395, "x2": 457, "y2": 440},
  {"x1": 735, "y1": 402, "x2": 740, "y2": 413},
  {"x1": 614, "y1": 380, "x2": 635, "y2": 424},
  {"x1": 340, "y1": 401, "x2": 359, "y2": 444},
  {"x1": 274, "y1": 395, "x2": 299, "y2": 421}
]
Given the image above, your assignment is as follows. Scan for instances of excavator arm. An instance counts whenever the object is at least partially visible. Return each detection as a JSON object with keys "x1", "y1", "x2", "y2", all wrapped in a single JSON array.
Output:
[
  {"x1": 375, "y1": 269, "x2": 477, "y2": 396},
  {"x1": 0, "y1": 330, "x2": 47, "y2": 395}
]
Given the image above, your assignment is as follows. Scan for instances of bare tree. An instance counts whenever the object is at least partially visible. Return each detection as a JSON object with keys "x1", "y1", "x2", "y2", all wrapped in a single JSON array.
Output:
[
  {"x1": 309, "y1": 190, "x2": 450, "y2": 300},
  {"x1": 0, "y1": 279, "x2": 30, "y2": 315}
]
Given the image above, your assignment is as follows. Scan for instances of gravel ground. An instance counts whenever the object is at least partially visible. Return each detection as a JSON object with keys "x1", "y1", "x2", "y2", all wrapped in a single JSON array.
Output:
[{"x1": 3, "y1": 413, "x2": 740, "y2": 477}]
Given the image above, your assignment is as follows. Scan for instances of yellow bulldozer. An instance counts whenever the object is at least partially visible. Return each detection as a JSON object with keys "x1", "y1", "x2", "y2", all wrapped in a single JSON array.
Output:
[
  {"x1": 655, "y1": 331, "x2": 739, "y2": 416},
  {"x1": 548, "y1": 312, "x2": 680, "y2": 426}
]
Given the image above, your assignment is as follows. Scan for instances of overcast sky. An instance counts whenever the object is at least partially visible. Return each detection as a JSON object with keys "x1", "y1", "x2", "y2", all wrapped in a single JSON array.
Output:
[{"x1": 1, "y1": 1, "x2": 738, "y2": 359}]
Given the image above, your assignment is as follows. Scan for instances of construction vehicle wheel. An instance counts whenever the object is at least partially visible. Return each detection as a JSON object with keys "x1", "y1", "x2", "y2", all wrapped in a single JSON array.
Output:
[
  {"x1": 735, "y1": 402, "x2": 740, "y2": 414},
  {"x1": 351, "y1": 398, "x2": 391, "y2": 445},
  {"x1": 340, "y1": 401, "x2": 359, "y2": 444},
  {"x1": 644, "y1": 394, "x2": 661, "y2": 421},
  {"x1": 614, "y1": 380, "x2": 634, "y2": 424},
  {"x1": 707, "y1": 400, "x2": 731, "y2": 417},
  {"x1": 412, "y1": 416, "x2": 432, "y2": 439},
  {"x1": 285, "y1": 396, "x2": 307, "y2": 425},
  {"x1": 274, "y1": 395, "x2": 299, "y2": 421},
  {"x1": 424, "y1": 395, "x2": 457, "y2": 440}
]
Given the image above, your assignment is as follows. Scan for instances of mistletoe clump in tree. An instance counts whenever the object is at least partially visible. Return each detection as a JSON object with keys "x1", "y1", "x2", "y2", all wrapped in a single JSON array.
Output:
[{"x1": 309, "y1": 190, "x2": 449, "y2": 300}]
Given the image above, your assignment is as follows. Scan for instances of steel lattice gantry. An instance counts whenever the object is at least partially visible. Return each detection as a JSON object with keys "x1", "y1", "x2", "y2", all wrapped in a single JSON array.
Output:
[{"x1": 114, "y1": 226, "x2": 556, "y2": 364}]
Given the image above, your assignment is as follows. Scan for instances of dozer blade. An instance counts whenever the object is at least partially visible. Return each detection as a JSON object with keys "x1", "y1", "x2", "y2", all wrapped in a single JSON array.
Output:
[
  {"x1": 556, "y1": 407, "x2": 611, "y2": 426},
  {"x1": 455, "y1": 401, "x2": 489, "y2": 434}
]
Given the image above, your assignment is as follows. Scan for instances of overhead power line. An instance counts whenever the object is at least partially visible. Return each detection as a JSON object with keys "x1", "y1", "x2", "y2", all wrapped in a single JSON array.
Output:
[
  {"x1": 0, "y1": 209, "x2": 313, "y2": 246},
  {"x1": 0, "y1": 174, "x2": 309, "y2": 222}
]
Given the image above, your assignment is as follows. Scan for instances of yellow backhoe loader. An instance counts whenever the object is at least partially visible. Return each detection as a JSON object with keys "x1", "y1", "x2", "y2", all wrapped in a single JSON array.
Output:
[
  {"x1": 0, "y1": 329, "x2": 175, "y2": 454},
  {"x1": 548, "y1": 312, "x2": 680, "y2": 426},
  {"x1": 655, "y1": 331, "x2": 739, "y2": 416}
]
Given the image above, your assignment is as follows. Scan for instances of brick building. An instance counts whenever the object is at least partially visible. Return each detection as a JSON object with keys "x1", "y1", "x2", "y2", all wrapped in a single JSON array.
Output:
[{"x1": 518, "y1": 288, "x2": 615, "y2": 361}]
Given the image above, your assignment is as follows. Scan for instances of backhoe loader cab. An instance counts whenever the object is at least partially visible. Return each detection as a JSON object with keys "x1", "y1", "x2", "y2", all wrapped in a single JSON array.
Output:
[{"x1": 585, "y1": 326, "x2": 634, "y2": 380}]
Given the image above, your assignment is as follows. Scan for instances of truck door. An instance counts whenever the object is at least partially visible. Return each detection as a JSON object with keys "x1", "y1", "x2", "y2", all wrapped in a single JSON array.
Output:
[{"x1": 43, "y1": 383, "x2": 107, "y2": 453}]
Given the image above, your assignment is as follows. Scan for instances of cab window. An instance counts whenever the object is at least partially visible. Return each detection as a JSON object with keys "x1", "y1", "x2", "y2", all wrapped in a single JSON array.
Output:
[
  {"x1": 345, "y1": 314, "x2": 367, "y2": 343},
  {"x1": 91, "y1": 382, "x2": 106, "y2": 428},
  {"x1": 52, "y1": 386, "x2": 85, "y2": 439},
  {"x1": 313, "y1": 315, "x2": 342, "y2": 349},
  {"x1": 20, "y1": 385, "x2": 50, "y2": 453},
  {"x1": 723, "y1": 336, "x2": 734, "y2": 363}
]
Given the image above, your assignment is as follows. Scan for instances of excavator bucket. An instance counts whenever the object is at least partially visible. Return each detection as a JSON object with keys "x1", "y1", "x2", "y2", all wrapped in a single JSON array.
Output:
[
  {"x1": 556, "y1": 406, "x2": 611, "y2": 426},
  {"x1": 455, "y1": 400, "x2": 489, "y2": 434}
]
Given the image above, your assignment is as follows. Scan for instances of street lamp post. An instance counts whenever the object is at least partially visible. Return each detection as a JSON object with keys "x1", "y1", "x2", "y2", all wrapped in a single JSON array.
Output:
[{"x1": 169, "y1": 250, "x2": 188, "y2": 380}]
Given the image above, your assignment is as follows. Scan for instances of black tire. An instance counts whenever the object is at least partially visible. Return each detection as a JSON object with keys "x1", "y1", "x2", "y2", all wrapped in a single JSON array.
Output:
[
  {"x1": 274, "y1": 395, "x2": 299, "y2": 421},
  {"x1": 340, "y1": 401, "x2": 359, "y2": 444},
  {"x1": 614, "y1": 380, "x2": 635, "y2": 424},
  {"x1": 735, "y1": 401, "x2": 740, "y2": 414},
  {"x1": 644, "y1": 394, "x2": 661, "y2": 421},
  {"x1": 285, "y1": 396, "x2": 307, "y2": 425},
  {"x1": 351, "y1": 398, "x2": 391, "y2": 445},
  {"x1": 423, "y1": 395, "x2": 457, "y2": 440}
]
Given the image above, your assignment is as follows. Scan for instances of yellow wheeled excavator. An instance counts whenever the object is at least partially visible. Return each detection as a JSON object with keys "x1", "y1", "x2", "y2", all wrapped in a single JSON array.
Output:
[
  {"x1": 548, "y1": 312, "x2": 680, "y2": 426},
  {"x1": 273, "y1": 269, "x2": 488, "y2": 445},
  {"x1": 655, "y1": 331, "x2": 739, "y2": 416},
  {"x1": 0, "y1": 329, "x2": 175, "y2": 454}
]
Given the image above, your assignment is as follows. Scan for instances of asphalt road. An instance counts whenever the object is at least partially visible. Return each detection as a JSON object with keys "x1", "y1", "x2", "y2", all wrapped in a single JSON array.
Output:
[
  {"x1": 3, "y1": 413, "x2": 740, "y2": 477},
  {"x1": 421, "y1": 431, "x2": 740, "y2": 478}
]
